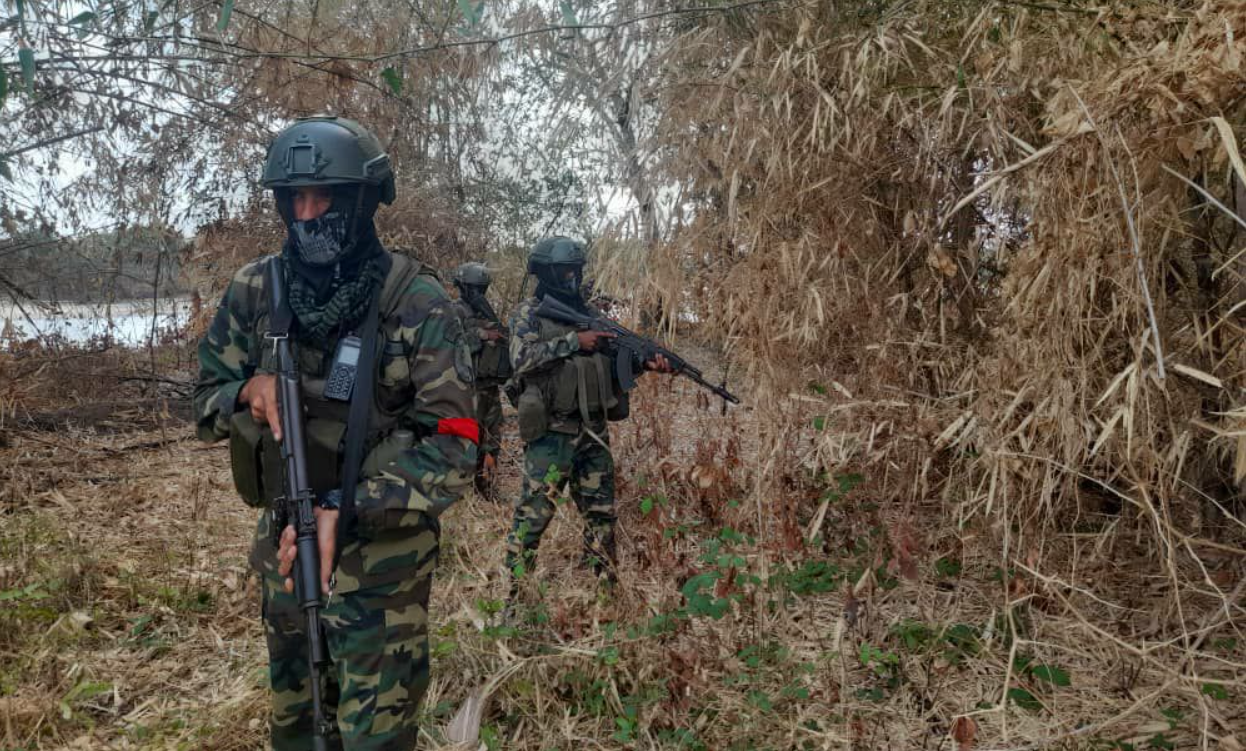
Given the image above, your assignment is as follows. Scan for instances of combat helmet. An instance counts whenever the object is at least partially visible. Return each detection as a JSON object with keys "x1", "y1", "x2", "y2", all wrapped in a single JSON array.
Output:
[
  {"x1": 453, "y1": 262, "x2": 492, "y2": 289},
  {"x1": 261, "y1": 116, "x2": 395, "y2": 203},
  {"x1": 528, "y1": 236, "x2": 588, "y2": 301},
  {"x1": 261, "y1": 116, "x2": 395, "y2": 266}
]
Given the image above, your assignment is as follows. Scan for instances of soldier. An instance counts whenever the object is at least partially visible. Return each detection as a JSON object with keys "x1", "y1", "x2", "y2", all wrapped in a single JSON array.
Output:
[
  {"x1": 449, "y1": 262, "x2": 511, "y2": 498},
  {"x1": 193, "y1": 116, "x2": 478, "y2": 750},
  {"x1": 504, "y1": 236, "x2": 670, "y2": 590}
]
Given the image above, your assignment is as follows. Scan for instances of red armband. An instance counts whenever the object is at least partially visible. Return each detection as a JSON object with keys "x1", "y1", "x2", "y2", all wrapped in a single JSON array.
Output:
[{"x1": 437, "y1": 417, "x2": 479, "y2": 444}]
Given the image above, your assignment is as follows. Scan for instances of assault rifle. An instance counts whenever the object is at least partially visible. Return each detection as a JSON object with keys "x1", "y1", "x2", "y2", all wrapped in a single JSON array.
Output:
[
  {"x1": 265, "y1": 258, "x2": 333, "y2": 751},
  {"x1": 464, "y1": 287, "x2": 505, "y2": 331},
  {"x1": 535, "y1": 295, "x2": 740, "y2": 405}
]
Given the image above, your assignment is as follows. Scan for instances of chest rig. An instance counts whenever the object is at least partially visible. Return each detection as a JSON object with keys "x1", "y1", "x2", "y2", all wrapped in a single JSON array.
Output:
[
  {"x1": 228, "y1": 252, "x2": 427, "y2": 508},
  {"x1": 511, "y1": 302, "x2": 629, "y2": 442}
]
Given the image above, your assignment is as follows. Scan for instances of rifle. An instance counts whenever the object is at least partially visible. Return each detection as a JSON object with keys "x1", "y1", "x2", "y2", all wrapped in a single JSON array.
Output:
[
  {"x1": 265, "y1": 258, "x2": 334, "y2": 751},
  {"x1": 535, "y1": 295, "x2": 741, "y2": 405},
  {"x1": 464, "y1": 288, "x2": 507, "y2": 334}
]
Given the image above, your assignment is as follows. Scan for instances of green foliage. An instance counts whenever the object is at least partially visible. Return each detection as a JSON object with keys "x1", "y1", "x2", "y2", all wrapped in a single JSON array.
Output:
[
  {"x1": 216, "y1": 0, "x2": 234, "y2": 31},
  {"x1": 381, "y1": 68, "x2": 403, "y2": 95},
  {"x1": 681, "y1": 572, "x2": 731, "y2": 619},
  {"x1": 657, "y1": 727, "x2": 706, "y2": 751},
  {"x1": 771, "y1": 559, "x2": 842, "y2": 596},
  {"x1": 1006, "y1": 687, "x2": 1042, "y2": 712},
  {"x1": 18, "y1": 47, "x2": 35, "y2": 90},
  {"x1": 1146, "y1": 733, "x2": 1174, "y2": 750},
  {"x1": 543, "y1": 466, "x2": 563, "y2": 486},
  {"x1": 857, "y1": 641, "x2": 902, "y2": 700},
  {"x1": 457, "y1": 0, "x2": 484, "y2": 26},
  {"x1": 1159, "y1": 707, "x2": 1184, "y2": 729},
  {"x1": 941, "y1": 623, "x2": 980, "y2": 664},
  {"x1": 746, "y1": 689, "x2": 772, "y2": 712},
  {"x1": 1200, "y1": 682, "x2": 1229, "y2": 701},
  {"x1": 0, "y1": 583, "x2": 49, "y2": 602},
  {"x1": 59, "y1": 679, "x2": 113, "y2": 720},
  {"x1": 639, "y1": 493, "x2": 667, "y2": 515},
  {"x1": 934, "y1": 557, "x2": 962, "y2": 578},
  {"x1": 891, "y1": 620, "x2": 935, "y2": 651},
  {"x1": 1030, "y1": 664, "x2": 1071, "y2": 687},
  {"x1": 611, "y1": 705, "x2": 641, "y2": 744},
  {"x1": 480, "y1": 724, "x2": 501, "y2": 751}
]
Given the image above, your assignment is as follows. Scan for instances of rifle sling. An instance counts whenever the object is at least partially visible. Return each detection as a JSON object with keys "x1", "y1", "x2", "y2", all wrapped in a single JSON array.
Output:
[
  {"x1": 267, "y1": 257, "x2": 294, "y2": 338},
  {"x1": 334, "y1": 267, "x2": 385, "y2": 574}
]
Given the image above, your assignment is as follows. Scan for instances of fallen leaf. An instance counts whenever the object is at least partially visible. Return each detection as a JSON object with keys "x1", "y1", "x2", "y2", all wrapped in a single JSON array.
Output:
[{"x1": 951, "y1": 716, "x2": 977, "y2": 750}]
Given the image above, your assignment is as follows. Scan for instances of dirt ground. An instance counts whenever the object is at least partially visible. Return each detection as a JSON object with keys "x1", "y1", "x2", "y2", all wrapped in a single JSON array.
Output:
[{"x1": 2, "y1": 366, "x2": 1242, "y2": 751}]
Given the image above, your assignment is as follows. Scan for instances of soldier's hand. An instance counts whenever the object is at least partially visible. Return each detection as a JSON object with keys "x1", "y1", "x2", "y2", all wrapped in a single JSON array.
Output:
[
  {"x1": 240, "y1": 374, "x2": 282, "y2": 441},
  {"x1": 277, "y1": 508, "x2": 338, "y2": 596},
  {"x1": 482, "y1": 328, "x2": 504, "y2": 342},
  {"x1": 577, "y1": 330, "x2": 616, "y2": 352},
  {"x1": 644, "y1": 353, "x2": 675, "y2": 373}
]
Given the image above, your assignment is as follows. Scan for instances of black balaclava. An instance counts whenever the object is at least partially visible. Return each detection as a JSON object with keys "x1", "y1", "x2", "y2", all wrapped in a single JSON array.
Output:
[
  {"x1": 457, "y1": 282, "x2": 489, "y2": 315},
  {"x1": 534, "y1": 262, "x2": 586, "y2": 310},
  {"x1": 275, "y1": 184, "x2": 386, "y2": 345}
]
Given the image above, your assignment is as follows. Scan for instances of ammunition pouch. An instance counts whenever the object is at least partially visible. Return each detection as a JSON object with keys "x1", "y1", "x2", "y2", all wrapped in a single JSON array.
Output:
[
  {"x1": 228, "y1": 411, "x2": 347, "y2": 507},
  {"x1": 361, "y1": 428, "x2": 416, "y2": 478},
  {"x1": 551, "y1": 354, "x2": 618, "y2": 422},
  {"x1": 228, "y1": 411, "x2": 282, "y2": 508},
  {"x1": 516, "y1": 384, "x2": 548, "y2": 442},
  {"x1": 474, "y1": 340, "x2": 512, "y2": 381}
]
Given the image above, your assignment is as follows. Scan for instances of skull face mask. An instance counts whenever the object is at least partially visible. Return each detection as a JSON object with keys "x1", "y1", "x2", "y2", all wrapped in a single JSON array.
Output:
[{"x1": 290, "y1": 210, "x2": 352, "y2": 266}]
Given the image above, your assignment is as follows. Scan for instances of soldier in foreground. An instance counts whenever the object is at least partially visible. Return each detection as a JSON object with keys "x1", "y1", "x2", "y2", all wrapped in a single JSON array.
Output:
[
  {"x1": 193, "y1": 116, "x2": 477, "y2": 750},
  {"x1": 449, "y1": 262, "x2": 511, "y2": 498},
  {"x1": 504, "y1": 237, "x2": 674, "y2": 589}
]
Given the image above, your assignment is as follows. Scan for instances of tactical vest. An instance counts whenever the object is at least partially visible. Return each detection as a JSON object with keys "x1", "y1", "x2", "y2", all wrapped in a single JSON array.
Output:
[
  {"x1": 228, "y1": 252, "x2": 429, "y2": 508},
  {"x1": 515, "y1": 306, "x2": 628, "y2": 439},
  {"x1": 460, "y1": 310, "x2": 513, "y2": 383}
]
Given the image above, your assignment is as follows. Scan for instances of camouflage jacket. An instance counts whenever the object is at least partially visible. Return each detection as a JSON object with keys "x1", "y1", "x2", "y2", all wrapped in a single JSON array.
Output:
[
  {"x1": 451, "y1": 298, "x2": 510, "y2": 384},
  {"x1": 508, "y1": 296, "x2": 581, "y2": 379},
  {"x1": 193, "y1": 252, "x2": 477, "y2": 592},
  {"x1": 510, "y1": 296, "x2": 624, "y2": 432}
]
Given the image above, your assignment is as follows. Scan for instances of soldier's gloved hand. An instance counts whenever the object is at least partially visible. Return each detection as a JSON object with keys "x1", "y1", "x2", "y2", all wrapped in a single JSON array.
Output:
[
  {"x1": 277, "y1": 508, "x2": 338, "y2": 596},
  {"x1": 239, "y1": 374, "x2": 282, "y2": 441},
  {"x1": 644, "y1": 353, "x2": 675, "y2": 373},
  {"x1": 577, "y1": 330, "x2": 616, "y2": 352}
]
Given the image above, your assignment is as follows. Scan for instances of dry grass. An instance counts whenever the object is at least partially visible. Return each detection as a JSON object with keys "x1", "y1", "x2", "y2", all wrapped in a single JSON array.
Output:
[
  {"x1": 2, "y1": 340, "x2": 1242, "y2": 750},
  {"x1": 5, "y1": 1, "x2": 1246, "y2": 748}
]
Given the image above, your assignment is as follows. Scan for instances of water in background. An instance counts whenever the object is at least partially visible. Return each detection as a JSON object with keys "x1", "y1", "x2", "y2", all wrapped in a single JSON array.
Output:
[{"x1": 0, "y1": 297, "x2": 195, "y2": 349}]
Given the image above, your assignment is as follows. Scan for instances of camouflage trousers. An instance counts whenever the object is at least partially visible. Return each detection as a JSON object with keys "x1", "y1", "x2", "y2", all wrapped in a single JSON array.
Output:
[
  {"x1": 504, "y1": 425, "x2": 616, "y2": 576},
  {"x1": 475, "y1": 384, "x2": 503, "y2": 463},
  {"x1": 261, "y1": 532, "x2": 438, "y2": 750}
]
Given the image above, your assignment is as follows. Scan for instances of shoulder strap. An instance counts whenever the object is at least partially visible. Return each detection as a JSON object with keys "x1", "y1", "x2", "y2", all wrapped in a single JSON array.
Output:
[
  {"x1": 379, "y1": 251, "x2": 428, "y2": 318},
  {"x1": 334, "y1": 279, "x2": 383, "y2": 574},
  {"x1": 266, "y1": 256, "x2": 294, "y2": 337}
]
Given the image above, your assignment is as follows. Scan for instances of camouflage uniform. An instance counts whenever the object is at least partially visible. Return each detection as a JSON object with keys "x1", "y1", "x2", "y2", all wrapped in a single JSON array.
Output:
[
  {"x1": 450, "y1": 298, "x2": 506, "y2": 468},
  {"x1": 194, "y1": 252, "x2": 476, "y2": 750},
  {"x1": 504, "y1": 296, "x2": 619, "y2": 576}
]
